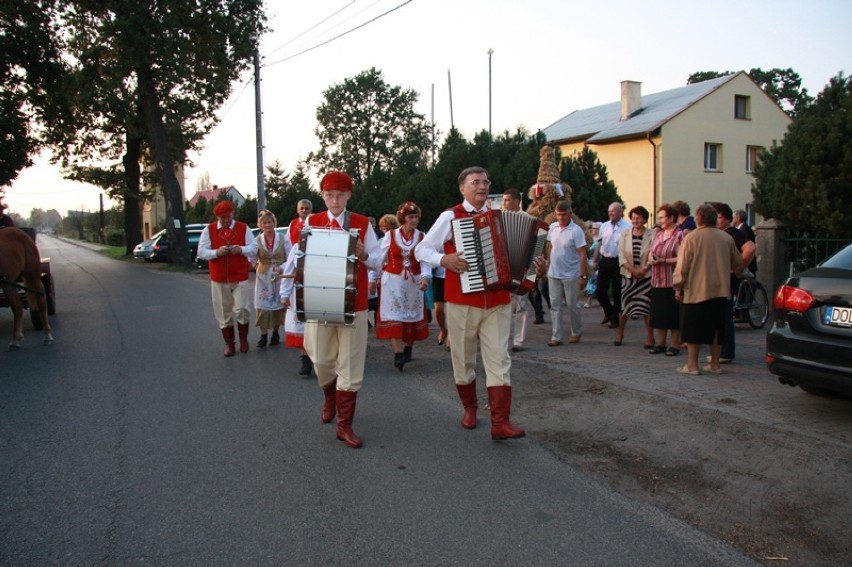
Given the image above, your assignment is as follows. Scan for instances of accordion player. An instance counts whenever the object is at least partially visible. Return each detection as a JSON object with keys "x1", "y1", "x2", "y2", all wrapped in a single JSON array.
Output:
[{"x1": 451, "y1": 209, "x2": 548, "y2": 295}]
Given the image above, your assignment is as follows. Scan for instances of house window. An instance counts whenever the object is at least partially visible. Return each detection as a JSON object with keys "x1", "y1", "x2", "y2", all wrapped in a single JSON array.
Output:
[
  {"x1": 704, "y1": 143, "x2": 722, "y2": 171},
  {"x1": 746, "y1": 145, "x2": 762, "y2": 174},
  {"x1": 735, "y1": 95, "x2": 751, "y2": 119}
]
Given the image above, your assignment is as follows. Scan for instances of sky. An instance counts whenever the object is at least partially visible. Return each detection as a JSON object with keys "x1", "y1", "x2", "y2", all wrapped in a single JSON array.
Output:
[{"x1": 4, "y1": 0, "x2": 851, "y2": 219}]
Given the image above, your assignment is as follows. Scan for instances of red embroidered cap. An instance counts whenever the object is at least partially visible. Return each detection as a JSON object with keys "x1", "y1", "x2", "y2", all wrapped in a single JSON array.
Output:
[
  {"x1": 213, "y1": 200, "x2": 234, "y2": 216},
  {"x1": 320, "y1": 171, "x2": 354, "y2": 193}
]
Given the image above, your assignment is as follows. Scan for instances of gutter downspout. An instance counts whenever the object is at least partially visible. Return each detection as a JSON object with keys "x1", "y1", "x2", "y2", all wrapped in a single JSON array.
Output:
[{"x1": 647, "y1": 135, "x2": 658, "y2": 219}]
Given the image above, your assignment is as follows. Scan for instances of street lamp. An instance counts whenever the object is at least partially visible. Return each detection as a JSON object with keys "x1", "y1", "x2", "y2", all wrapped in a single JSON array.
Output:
[{"x1": 487, "y1": 48, "x2": 493, "y2": 138}]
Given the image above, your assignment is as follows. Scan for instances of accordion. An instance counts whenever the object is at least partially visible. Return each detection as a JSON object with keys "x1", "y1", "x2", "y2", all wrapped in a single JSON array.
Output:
[{"x1": 451, "y1": 209, "x2": 549, "y2": 295}]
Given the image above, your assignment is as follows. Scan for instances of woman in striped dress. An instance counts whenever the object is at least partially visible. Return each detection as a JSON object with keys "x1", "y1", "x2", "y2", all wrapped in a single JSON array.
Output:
[
  {"x1": 614, "y1": 206, "x2": 654, "y2": 347},
  {"x1": 648, "y1": 204, "x2": 685, "y2": 356}
]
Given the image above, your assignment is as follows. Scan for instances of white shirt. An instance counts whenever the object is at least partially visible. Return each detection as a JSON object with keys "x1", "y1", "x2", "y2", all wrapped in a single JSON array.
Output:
[
  {"x1": 415, "y1": 200, "x2": 487, "y2": 268},
  {"x1": 598, "y1": 218, "x2": 630, "y2": 259},
  {"x1": 547, "y1": 220, "x2": 587, "y2": 279}
]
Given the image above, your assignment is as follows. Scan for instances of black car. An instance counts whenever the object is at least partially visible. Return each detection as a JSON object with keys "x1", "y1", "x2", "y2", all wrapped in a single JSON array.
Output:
[{"x1": 767, "y1": 243, "x2": 852, "y2": 396}]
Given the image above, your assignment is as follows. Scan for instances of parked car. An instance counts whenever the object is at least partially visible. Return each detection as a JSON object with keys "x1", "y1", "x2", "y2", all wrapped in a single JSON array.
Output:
[
  {"x1": 133, "y1": 224, "x2": 206, "y2": 263},
  {"x1": 767, "y1": 242, "x2": 852, "y2": 396},
  {"x1": 132, "y1": 237, "x2": 158, "y2": 262},
  {"x1": 250, "y1": 226, "x2": 290, "y2": 241}
]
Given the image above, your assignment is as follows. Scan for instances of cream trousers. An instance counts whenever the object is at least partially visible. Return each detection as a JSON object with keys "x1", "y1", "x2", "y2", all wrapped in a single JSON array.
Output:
[
  {"x1": 446, "y1": 302, "x2": 512, "y2": 387},
  {"x1": 211, "y1": 280, "x2": 251, "y2": 328},
  {"x1": 304, "y1": 311, "x2": 368, "y2": 392}
]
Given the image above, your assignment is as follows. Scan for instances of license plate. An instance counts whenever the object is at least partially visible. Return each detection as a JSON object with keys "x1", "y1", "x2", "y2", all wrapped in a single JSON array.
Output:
[{"x1": 824, "y1": 306, "x2": 852, "y2": 328}]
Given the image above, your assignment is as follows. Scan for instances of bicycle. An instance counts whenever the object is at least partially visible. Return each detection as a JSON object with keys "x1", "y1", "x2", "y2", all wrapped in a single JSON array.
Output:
[{"x1": 733, "y1": 270, "x2": 769, "y2": 329}]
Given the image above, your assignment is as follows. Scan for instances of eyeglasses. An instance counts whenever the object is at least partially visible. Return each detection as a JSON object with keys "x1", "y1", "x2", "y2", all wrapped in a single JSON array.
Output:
[{"x1": 467, "y1": 179, "x2": 491, "y2": 187}]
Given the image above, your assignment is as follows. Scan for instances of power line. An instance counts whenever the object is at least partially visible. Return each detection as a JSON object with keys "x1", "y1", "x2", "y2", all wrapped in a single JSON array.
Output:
[
  {"x1": 264, "y1": 0, "x2": 413, "y2": 68},
  {"x1": 268, "y1": 0, "x2": 381, "y2": 60},
  {"x1": 264, "y1": 1, "x2": 357, "y2": 58}
]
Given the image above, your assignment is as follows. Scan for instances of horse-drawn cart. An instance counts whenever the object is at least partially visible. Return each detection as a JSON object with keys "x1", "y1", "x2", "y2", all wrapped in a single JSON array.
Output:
[{"x1": 0, "y1": 227, "x2": 55, "y2": 331}]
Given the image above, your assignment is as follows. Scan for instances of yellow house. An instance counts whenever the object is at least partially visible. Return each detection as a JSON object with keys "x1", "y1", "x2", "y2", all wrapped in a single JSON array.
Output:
[{"x1": 543, "y1": 72, "x2": 791, "y2": 217}]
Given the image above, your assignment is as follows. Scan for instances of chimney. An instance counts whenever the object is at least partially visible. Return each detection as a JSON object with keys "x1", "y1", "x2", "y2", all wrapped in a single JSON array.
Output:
[{"x1": 620, "y1": 80, "x2": 642, "y2": 120}]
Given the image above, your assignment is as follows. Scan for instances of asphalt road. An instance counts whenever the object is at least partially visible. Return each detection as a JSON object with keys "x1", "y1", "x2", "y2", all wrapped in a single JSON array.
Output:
[{"x1": 0, "y1": 236, "x2": 755, "y2": 565}]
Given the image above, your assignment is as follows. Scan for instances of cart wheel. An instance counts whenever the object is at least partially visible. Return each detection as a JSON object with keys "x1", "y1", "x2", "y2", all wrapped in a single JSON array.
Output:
[
  {"x1": 747, "y1": 284, "x2": 768, "y2": 329},
  {"x1": 43, "y1": 273, "x2": 56, "y2": 316}
]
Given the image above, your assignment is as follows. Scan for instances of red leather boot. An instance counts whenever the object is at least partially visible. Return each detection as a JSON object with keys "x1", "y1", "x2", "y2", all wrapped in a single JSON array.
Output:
[
  {"x1": 321, "y1": 380, "x2": 337, "y2": 423},
  {"x1": 455, "y1": 381, "x2": 478, "y2": 429},
  {"x1": 487, "y1": 385, "x2": 525, "y2": 440},
  {"x1": 335, "y1": 390, "x2": 363, "y2": 448},
  {"x1": 221, "y1": 326, "x2": 236, "y2": 357},
  {"x1": 237, "y1": 322, "x2": 250, "y2": 353}
]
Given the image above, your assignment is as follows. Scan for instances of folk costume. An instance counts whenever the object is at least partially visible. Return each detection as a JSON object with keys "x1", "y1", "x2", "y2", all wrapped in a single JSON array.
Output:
[
  {"x1": 253, "y1": 224, "x2": 290, "y2": 347},
  {"x1": 281, "y1": 171, "x2": 381, "y2": 448},
  {"x1": 279, "y1": 212, "x2": 313, "y2": 374},
  {"x1": 375, "y1": 202, "x2": 431, "y2": 371},
  {"x1": 415, "y1": 199, "x2": 525, "y2": 441},
  {"x1": 196, "y1": 200, "x2": 258, "y2": 356}
]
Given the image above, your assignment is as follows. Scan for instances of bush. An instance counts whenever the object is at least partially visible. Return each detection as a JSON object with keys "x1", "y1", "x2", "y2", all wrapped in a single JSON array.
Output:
[{"x1": 105, "y1": 229, "x2": 125, "y2": 247}]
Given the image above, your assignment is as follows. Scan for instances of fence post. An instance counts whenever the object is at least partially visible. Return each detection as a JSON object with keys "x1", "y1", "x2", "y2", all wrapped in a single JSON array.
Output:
[{"x1": 756, "y1": 218, "x2": 785, "y2": 308}]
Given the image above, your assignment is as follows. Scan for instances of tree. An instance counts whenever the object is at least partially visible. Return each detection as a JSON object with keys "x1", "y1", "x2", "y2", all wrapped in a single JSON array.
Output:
[
  {"x1": 688, "y1": 68, "x2": 813, "y2": 117},
  {"x1": 24, "y1": 0, "x2": 266, "y2": 265},
  {"x1": 559, "y1": 146, "x2": 621, "y2": 221},
  {"x1": 751, "y1": 74, "x2": 851, "y2": 237},
  {"x1": 0, "y1": 1, "x2": 70, "y2": 185},
  {"x1": 309, "y1": 68, "x2": 433, "y2": 187}
]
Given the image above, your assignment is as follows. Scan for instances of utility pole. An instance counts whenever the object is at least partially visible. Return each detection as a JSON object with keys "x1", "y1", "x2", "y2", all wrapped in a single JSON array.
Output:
[
  {"x1": 488, "y1": 48, "x2": 493, "y2": 138},
  {"x1": 448, "y1": 69, "x2": 454, "y2": 130},
  {"x1": 431, "y1": 83, "x2": 435, "y2": 165},
  {"x1": 254, "y1": 49, "x2": 266, "y2": 212}
]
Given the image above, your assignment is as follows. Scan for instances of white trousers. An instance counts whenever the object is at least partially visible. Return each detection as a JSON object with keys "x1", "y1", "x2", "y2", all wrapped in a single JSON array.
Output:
[
  {"x1": 211, "y1": 280, "x2": 251, "y2": 328},
  {"x1": 446, "y1": 302, "x2": 512, "y2": 387},
  {"x1": 510, "y1": 294, "x2": 529, "y2": 347},
  {"x1": 304, "y1": 311, "x2": 368, "y2": 392}
]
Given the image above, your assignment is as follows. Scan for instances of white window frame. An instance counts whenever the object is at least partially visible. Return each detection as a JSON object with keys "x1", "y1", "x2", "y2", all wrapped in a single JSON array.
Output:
[{"x1": 704, "y1": 143, "x2": 722, "y2": 172}]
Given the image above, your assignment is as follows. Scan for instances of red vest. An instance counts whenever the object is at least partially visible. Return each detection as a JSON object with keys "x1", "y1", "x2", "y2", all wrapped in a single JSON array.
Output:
[
  {"x1": 207, "y1": 221, "x2": 251, "y2": 283},
  {"x1": 307, "y1": 211, "x2": 371, "y2": 312},
  {"x1": 443, "y1": 205, "x2": 511, "y2": 308},
  {"x1": 288, "y1": 217, "x2": 305, "y2": 245},
  {"x1": 384, "y1": 229, "x2": 423, "y2": 277}
]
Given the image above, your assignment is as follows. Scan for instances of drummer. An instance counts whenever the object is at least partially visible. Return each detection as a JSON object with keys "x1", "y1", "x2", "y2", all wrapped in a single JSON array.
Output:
[{"x1": 280, "y1": 171, "x2": 381, "y2": 449}]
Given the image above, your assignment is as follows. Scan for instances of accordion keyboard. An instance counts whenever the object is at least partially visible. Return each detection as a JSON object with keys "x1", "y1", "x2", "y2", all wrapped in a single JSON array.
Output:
[{"x1": 452, "y1": 216, "x2": 499, "y2": 293}]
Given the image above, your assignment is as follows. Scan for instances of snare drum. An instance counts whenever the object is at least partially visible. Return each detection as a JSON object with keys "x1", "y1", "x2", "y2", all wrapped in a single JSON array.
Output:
[{"x1": 295, "y1": 227, "x2": 357, "y2": 325}]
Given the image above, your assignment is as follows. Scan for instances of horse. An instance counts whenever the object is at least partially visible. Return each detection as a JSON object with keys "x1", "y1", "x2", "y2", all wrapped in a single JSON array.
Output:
[{"x1": 0, "y1": 228, "x2": 53, "y2": 349}]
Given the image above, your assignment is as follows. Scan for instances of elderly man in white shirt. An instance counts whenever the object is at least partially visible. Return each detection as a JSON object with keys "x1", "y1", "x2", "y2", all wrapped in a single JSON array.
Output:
[{"x1": 593, "y1": 202, "x2": 631, "y2": 328}]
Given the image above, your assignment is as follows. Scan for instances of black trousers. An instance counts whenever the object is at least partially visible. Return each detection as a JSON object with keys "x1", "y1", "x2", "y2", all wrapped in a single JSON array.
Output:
[
  {"x1": 596, "y1": 256, "x2": 622, "y2": 320},
  {"x1": 529, "y1": 279, "x2": 547, "y2": 318}
]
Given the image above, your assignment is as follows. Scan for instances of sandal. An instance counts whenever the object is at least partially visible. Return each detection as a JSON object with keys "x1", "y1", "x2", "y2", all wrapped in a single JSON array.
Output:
[
  {"x1": 700, "y1": 365, "x2": 723, "y2": 375},
  {"x1": 643, "y1": 343, "x2": 656, "y2": 350},
  {"x1": 665, "y1": 347, "x2": 681, "y2": 356},
  {"x1": 649, "y1": 346, "x2": 666, "y2": 354},
  {"x1": 676, "y1": 365, "x2": 701, "y2": 376}
]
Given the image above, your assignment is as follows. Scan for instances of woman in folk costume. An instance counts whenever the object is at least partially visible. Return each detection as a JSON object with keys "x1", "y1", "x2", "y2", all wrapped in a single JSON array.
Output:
[
  {"x1": 253, "y1": 209, "x2": 290, "y2": 348},
  {"x1": 375, "y1": 202, "x2": 431, "y2": 371}
]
